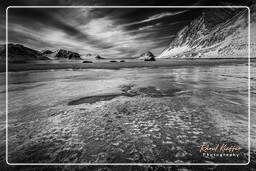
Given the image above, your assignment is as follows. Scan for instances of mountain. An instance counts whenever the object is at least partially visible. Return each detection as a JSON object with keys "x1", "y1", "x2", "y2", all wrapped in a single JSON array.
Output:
[
  {"x1": 0, "y1": 44, "x2": 82, "y2": 63},
  {"x1": 0, "y1": 44, "x2": 49, "y2": 63},
  {"x1": 139, "y1": 51, "x2": 156, "y2": 61},
  {"x1": 158, "y1": 3, "x2": 256, "y2": 59},
  {"x1": 45, "y1": 49, "x2": 81, "y2": 60}
]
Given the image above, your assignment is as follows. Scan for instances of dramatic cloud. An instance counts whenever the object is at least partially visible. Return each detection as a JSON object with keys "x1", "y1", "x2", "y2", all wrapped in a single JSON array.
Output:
[
  {"x1": 4, "y1": 0, "x2": 245, "y2": 58},
  {"x1": 0, "y1": 0, "x2": 250, "y2": 58},
  {"x1": 6, "y1": 7, "x2": 195, "y2": 58}
]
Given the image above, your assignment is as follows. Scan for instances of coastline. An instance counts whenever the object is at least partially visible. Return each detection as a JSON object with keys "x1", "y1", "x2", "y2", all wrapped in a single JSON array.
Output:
[{"x1": 0, "y1": 58, "x2": 254, "y2": 72}]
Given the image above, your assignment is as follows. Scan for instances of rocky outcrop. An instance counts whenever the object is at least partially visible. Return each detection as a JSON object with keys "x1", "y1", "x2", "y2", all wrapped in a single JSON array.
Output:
[
  {"x1": 49, "y1": 49, "x2": 81, "y2": 60},
  {"x1": 0, "y1": 44, "x2": 49, "y2": 63},
  {"x1": 139, "y1": 51, "x2": 156, "y2": 61},
  {"x1": 158, "y1": 3, "x2": 256, "y2": 59}
]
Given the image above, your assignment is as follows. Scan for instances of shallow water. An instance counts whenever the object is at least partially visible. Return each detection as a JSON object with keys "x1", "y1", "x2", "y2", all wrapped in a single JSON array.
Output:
[{"x1": 0, "y1": 64, "x2": 254, "y2": 163}]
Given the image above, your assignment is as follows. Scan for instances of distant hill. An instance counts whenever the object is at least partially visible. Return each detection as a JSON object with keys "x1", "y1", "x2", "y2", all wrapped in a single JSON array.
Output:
[
  {"x1": 0, "y1": 44, "x2": 82, "y2": 63},
  {"x1": 0, "y1": 44, "x2": 49, "y2": 63}
]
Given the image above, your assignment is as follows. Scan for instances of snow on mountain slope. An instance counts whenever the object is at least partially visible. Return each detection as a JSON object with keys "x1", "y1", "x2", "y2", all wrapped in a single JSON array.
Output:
[{"x1": 158, "y1": 4, "x2": 256, "y2": 59}]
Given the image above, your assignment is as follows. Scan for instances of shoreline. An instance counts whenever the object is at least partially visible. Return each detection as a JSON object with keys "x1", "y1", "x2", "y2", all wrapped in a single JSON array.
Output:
[{"x1": 0, "y1": 58, "x2": 254, "y2": 72}]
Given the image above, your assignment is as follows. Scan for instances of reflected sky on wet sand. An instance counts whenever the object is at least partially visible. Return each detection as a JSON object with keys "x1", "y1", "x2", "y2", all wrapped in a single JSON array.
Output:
[{"x1": 0, "y1": 64, "x2": 254, "y2": 163}]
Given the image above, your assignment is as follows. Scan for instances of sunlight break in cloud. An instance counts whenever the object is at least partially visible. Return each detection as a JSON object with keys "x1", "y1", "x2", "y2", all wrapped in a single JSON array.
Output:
[{"x1": 78, "y1": 17, "x2": 158, "y2": 57}]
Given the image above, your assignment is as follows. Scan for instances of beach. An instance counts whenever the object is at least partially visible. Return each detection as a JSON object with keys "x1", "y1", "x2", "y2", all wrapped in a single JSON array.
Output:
[{"x1": 1, "y1": 62, "x2": 254, "y2": 163}]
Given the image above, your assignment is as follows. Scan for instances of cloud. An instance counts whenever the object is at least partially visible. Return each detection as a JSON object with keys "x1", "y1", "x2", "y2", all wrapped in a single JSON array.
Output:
[
  {"x1": 6, "y1": 7, "x2": 195, "y2": 58},
  {"x1": 138, "y1": 23, "x2": 161, "y2": 31},
  {"x1": 123, "y1": 10, "x2": 187, "y2": 27},
  {"x1": 143, "y1": 10, "x2": 187, "y2": 22},
  {"x1": 78, "y1": 16, "x2": 159, "y2": 57},
  {"x1": 8, "y1": 23, "x2": 103, "y2": 55},
  {"x1": 8, "y1": 8, "x2": 115, "y2": 49}
]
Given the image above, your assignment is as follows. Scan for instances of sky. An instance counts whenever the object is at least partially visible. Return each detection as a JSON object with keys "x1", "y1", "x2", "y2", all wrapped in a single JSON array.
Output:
[{"x1": 0, "y1": 0, "x2": 250, "y2": 58}]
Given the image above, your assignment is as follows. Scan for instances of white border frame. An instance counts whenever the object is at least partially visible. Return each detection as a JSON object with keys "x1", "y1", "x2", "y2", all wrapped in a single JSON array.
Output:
[{"x1": 5, "y1": 6, "x2": 251, "y2": 166}]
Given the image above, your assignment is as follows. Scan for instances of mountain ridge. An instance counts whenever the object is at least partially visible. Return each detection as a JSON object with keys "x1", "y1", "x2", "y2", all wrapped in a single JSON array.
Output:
[{"x1": 157, "y1": 4, "x2": 255, "y2": 59}]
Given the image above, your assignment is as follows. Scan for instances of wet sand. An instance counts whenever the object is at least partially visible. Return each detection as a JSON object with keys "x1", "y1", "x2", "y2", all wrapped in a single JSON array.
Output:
[
  {"x1": 1, "y1": 64, "x2": 252, "y2": 164},
  {"x1": 0, "y1": 58, "x2": 253, "y2": 72}
]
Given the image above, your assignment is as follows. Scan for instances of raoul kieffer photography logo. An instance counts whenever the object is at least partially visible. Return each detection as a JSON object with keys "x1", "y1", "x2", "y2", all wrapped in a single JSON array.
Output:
[{"x1": 198, "y1": 144, "x2": 242, "y2": 158}]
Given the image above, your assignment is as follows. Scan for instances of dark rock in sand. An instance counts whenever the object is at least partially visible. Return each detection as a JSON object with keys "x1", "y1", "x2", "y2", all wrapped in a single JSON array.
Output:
[
  {"x1": 0, "y1": 43, "x2": 50, "y2": 63},
  {"x1": 110, "y1": 60, "x2": 117, "y2": 62},
  {"x1": 139, "y1": 51, "x2": 156, "y2": 61},
  {"x1": 82, "y1": 60, "x2": 93, "y2": 63},
  {"x1": 145, "y1": 58, "x2": 155, "y2": 61},
  {"x1": 120, "y1": 60, "x2": 125, "y2": 62}
]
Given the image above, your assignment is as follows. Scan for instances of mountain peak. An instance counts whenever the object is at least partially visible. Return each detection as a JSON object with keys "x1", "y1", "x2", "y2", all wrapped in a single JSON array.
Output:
[
  {"x1": 200, "y1": 8, "x2": 238, "y2": 30},
  {"x1": 158, "y1": 6, "x2": 253, "y2": 59}
]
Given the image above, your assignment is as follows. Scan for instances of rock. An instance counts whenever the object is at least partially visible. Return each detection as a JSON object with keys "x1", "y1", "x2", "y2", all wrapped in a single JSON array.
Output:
[
  {"x1": 0, "y1": 43, "x2": 50, "y2": 63},
  {"x1": 110, "y1": 60, "x2": 117, "y2": 62},
  {"x1": 120, "y1": 60, "x2": 125, "y2": 62},
  {"x1": 139, "y1": 51, "x2": 156, "y2": 61},
  {"x1": 82, "y1": 60, "x2": 93, "y2": 63}
]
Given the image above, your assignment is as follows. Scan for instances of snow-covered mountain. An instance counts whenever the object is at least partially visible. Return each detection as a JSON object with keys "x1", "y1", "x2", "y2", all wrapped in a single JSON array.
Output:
[{"x1": 158, "y1": 3, "x2": 256, "y2": 59}]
